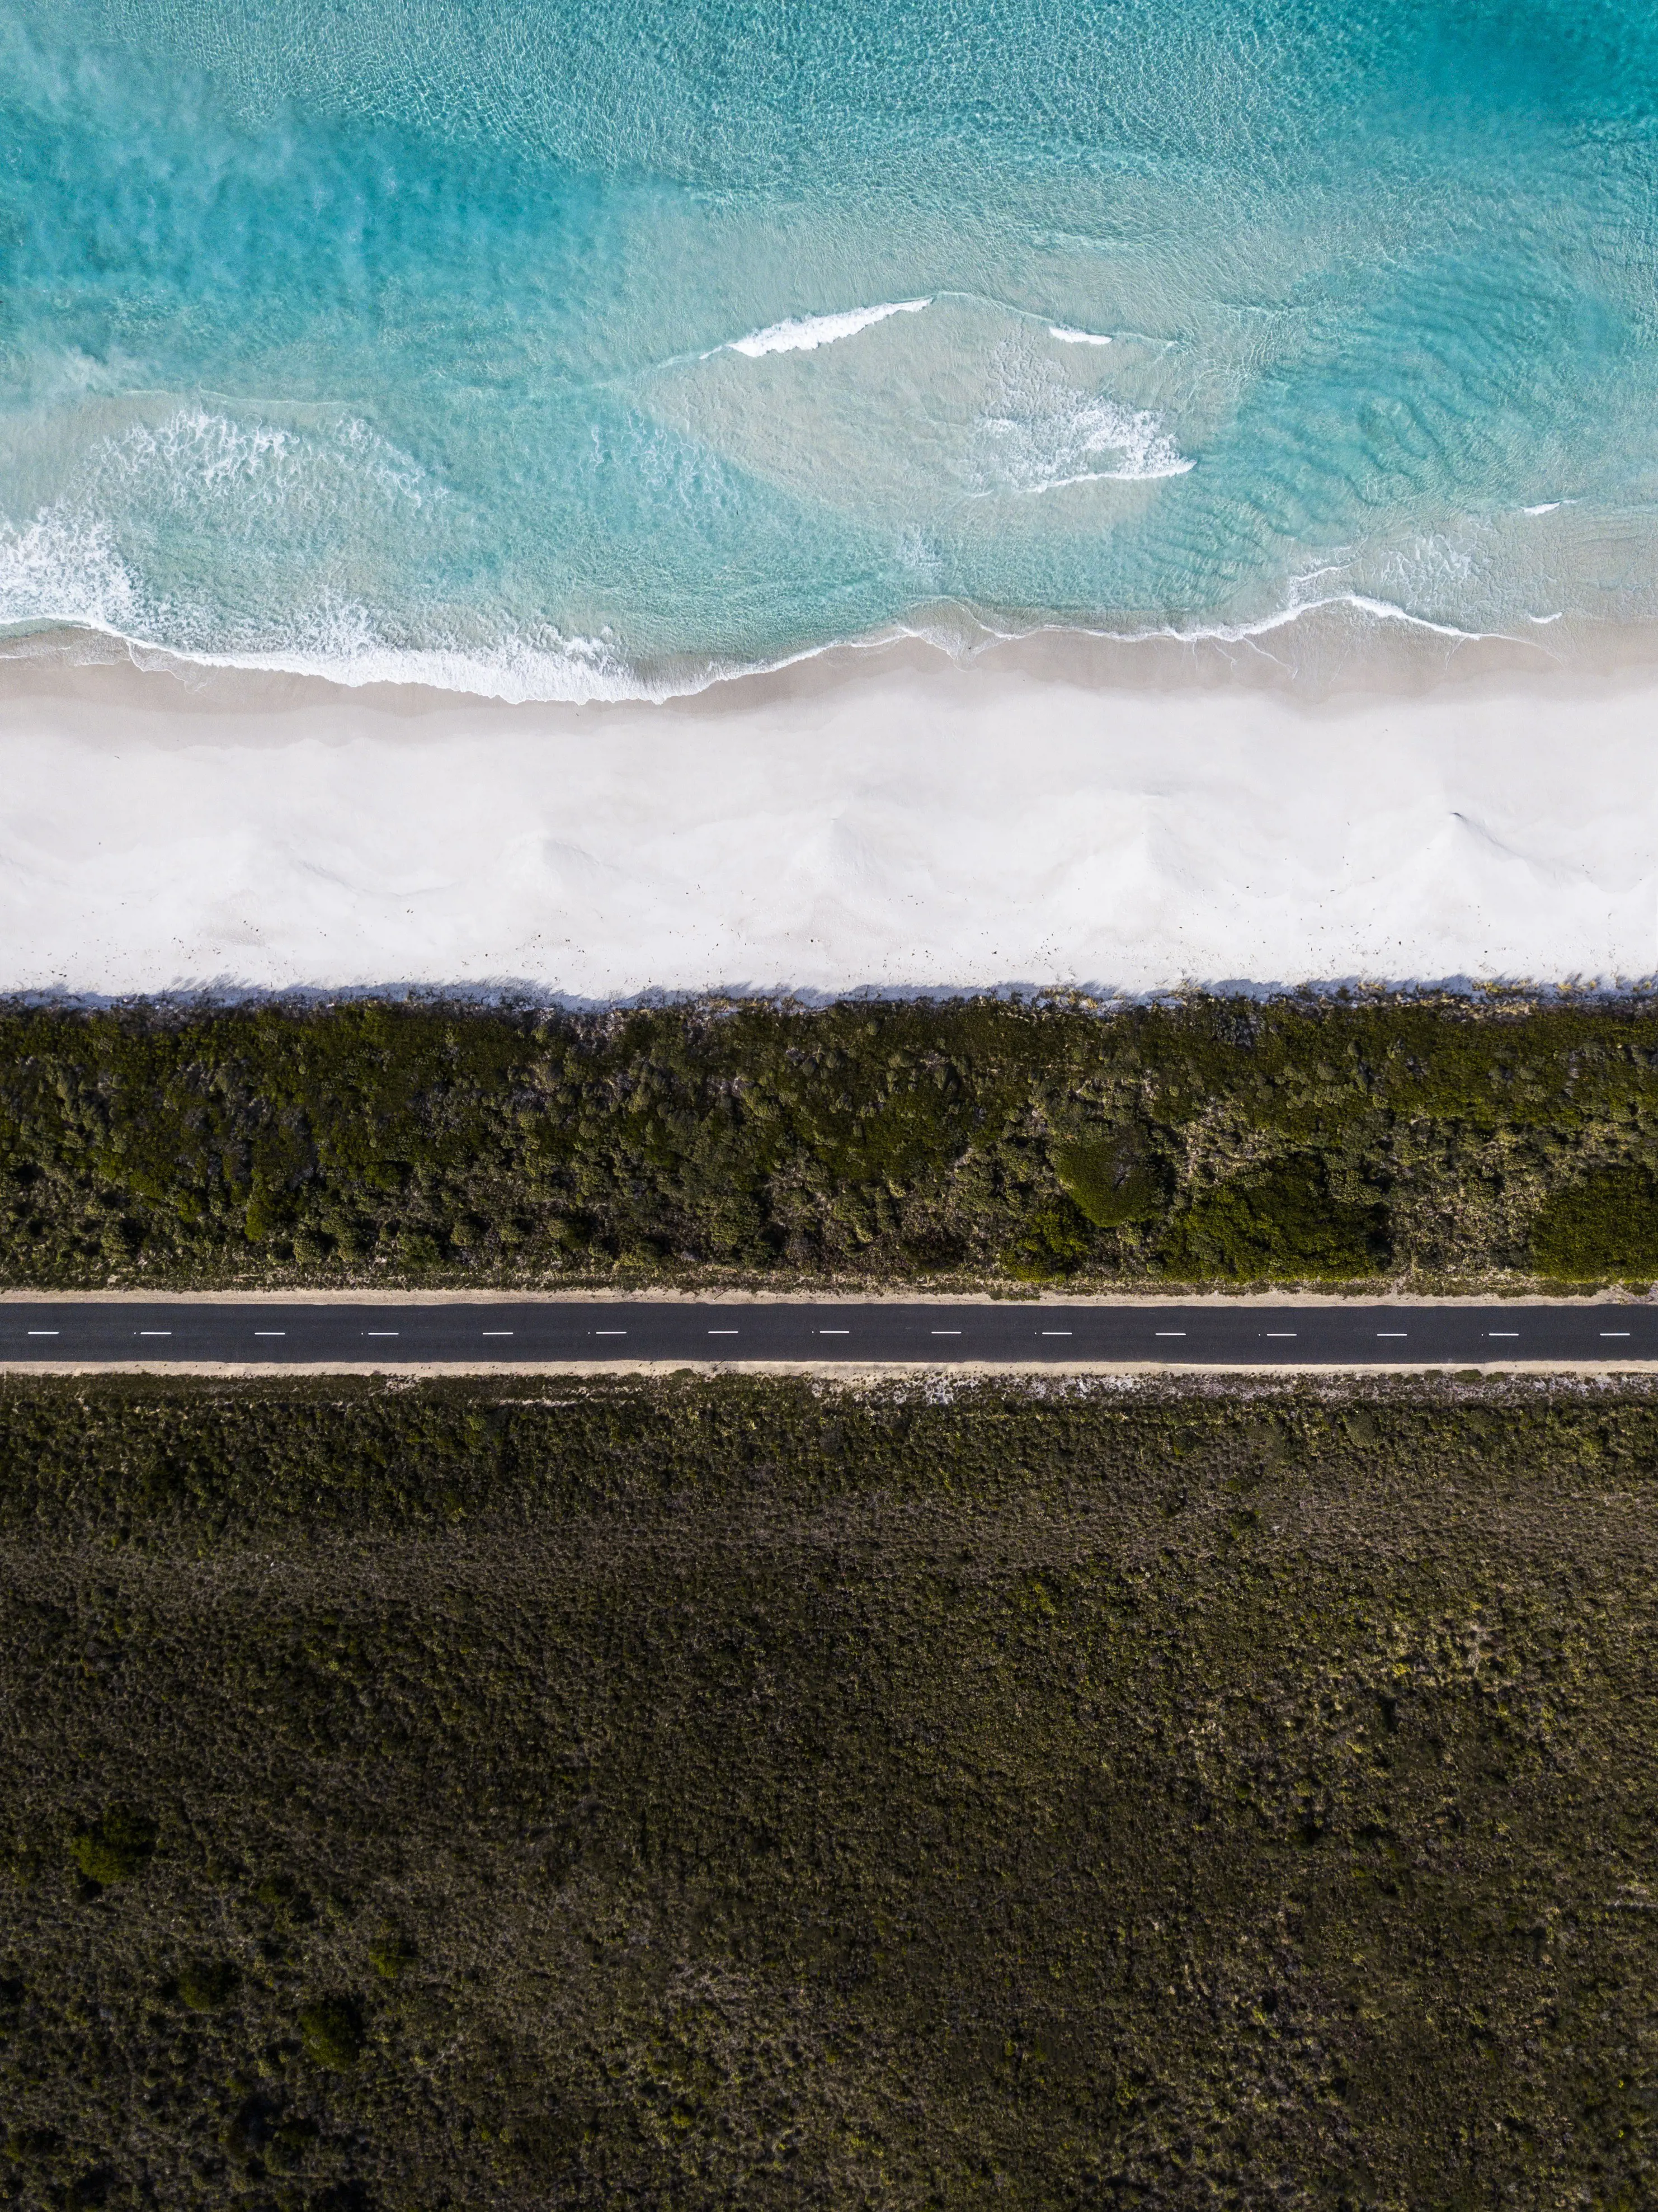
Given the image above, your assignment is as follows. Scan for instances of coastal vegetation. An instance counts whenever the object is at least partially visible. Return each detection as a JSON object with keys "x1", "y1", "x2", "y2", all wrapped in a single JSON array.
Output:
[
  {"x1": 1, "y1": 993, "x2": 1656, "y2": 1289},
  {"x1": 0, "y1": 1368, "x2": 1654, "y2": 2208}
]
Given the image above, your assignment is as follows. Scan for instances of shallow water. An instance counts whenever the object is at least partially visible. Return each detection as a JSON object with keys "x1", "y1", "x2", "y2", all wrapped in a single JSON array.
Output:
[{"x1": 2, "y1": 0, "x2": 1656, "y2": 697}]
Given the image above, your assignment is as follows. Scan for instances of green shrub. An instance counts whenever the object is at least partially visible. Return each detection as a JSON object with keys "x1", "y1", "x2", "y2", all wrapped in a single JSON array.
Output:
[
  {"x1": 1530, "y1": 1167, "x2": 1658, "y2": 1279},
  {"x1": 177, "y1": 1960, "x2": 238, "y2": 2011},
  {"x1": 298, "y1": 1994, "x2": 364, "y2": 2071},
  {"x1": 1001, "y1": 1201, "x2": 1095, "y2": 1280},
  {"x1": 68, "y1": 1807, "x2": 157, "y2": 1886},
  {"x1": 1052, "y1": 1131, "x2": 1162, "y2": 1227},
  {"x1": 368, "y1": 1926, "x2": 416, "y2": 1982},
  {"x1": 1160, "y1": 1161, "x2": 1389, "y2": 1280}
]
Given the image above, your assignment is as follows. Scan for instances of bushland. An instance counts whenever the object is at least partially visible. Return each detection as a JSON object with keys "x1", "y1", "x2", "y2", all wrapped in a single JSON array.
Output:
[
  {"x1": 0, "y1": 1371, "x2": 1654, "y2": 2206},
  {"x1": 2, "y1": 993, "x2": 1657, "y2": 1287}
]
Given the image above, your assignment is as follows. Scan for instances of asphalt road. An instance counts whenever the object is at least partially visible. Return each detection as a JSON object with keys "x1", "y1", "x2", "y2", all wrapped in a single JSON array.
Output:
[{"x1": 0, "y1": 1299, "x2": 1650, "y2": 1366}]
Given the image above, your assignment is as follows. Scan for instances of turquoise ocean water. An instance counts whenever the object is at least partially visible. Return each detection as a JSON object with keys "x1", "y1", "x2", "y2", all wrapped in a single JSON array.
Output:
[{"x1": 2, "y1": 0, "x2": 1657, "y2": 698}]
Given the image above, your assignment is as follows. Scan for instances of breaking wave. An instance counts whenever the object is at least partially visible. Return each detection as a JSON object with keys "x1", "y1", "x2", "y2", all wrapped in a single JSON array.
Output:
[{"x1": 719, "y1": 300, "x2": 932, "y2": 359}]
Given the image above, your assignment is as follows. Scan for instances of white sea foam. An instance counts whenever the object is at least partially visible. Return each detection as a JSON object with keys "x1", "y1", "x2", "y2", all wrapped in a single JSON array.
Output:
[
  {"x1": 2, "y1": 579, "x2": 1514, "y2": 710},
  {"x1": 0, "y1": 492, "x2": 650, "y2": 705},
  {"x1": 721, "y1": 299, "x2": 931, "y2": 358},
  {"x1": 974, "y1": 353, "x2": 1193, "y2": 494},
  {"x1": 1108, "y1": 588, "x2": 1493, "y2": 649},
  {"x1": 0, "y1": 403, "x2": 442, "y2": 639},
  {"x1": 114, "y1": 606, "x2": 668, "y2": 706},
  {"x1": 1020, "y1": 409, "x2": 1194, "y2": 489},
  {"x1": 0, "y1": 403, "x2": 481, "y2": 688},
  {"x1": 0, "y1": 504, "x2": 142, "y2": 633},
  {"x1": 114, "y1": 409, "x2": 296, "y2": 495},
  {"x1": 1048, "y1": 324, "x2": 1114, "y2": 346},
  {"x1": 1524, "y1": 502, "x2": 1562, "y2": 516},
  {"x1": 0, "y1": 394, "x2": 1561, "y2": 707},
  {"x1": 84, "y1": 404, "x2": 441, "y2": 511}
]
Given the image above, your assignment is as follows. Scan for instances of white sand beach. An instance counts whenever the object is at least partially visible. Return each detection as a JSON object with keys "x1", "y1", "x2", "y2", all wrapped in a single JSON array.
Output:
[{"x1": 0, "y1": 629, "x2": 1653, "y2": 998}]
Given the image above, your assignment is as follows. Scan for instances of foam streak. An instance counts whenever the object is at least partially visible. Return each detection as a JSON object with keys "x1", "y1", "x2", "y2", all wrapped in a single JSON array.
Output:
[{"x1": 720, "y1": 299, "x2": 931, "y2": 358}]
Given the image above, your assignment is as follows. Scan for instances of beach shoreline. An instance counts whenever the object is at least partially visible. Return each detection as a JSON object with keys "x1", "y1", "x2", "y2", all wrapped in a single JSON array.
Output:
[
  {"x1": 7, "y1": 590, "x2": 1646, "y2": 716},
  {"x1": 0, "y1": 616, "x2": 1654, "y2": 1001}
]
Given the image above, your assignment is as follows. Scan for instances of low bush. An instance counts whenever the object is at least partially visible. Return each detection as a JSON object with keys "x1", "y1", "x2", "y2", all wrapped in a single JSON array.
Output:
[
  {"x1": 1159, "y1": 1158, "x2": 1389, "y2": 1279},
  {"x1": 1530, "y1": 1164, "x2": 1658, "y2": 1277},
  {"x1": 67, "y1": 1806, "x2": 157, "y2": 1886},
  {"x1": 999, "y1": 1197, "x2": 1096, "y2": 1278},
  {"x1": 298, "y1": 1996, "x2": 364, "y2": 2072},
  {"x1": 367, "y1": 1926, "x2": 416, "y2": 1982},
  {"x1": 177, "y1": 1960, "x2": 239, "y2": 2012},
  {"x1": 1051, "y1": 1128, "x2": 1162, "y2": 1226}
]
